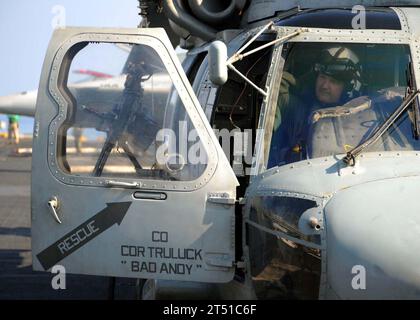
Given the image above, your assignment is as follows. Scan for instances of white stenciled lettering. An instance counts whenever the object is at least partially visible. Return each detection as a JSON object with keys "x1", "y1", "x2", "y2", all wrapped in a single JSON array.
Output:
[
  {"x1": 56, "y1": 221, "x2": 100, "y2": 253},
  {"x1": 58, "y1": 242, "x2": 67, "y2": 255}
]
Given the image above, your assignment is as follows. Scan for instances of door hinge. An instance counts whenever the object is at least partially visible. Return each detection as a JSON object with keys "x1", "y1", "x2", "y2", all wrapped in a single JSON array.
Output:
[
  {"x1": 238, "y1": 197, "x2": 246, "y2": 205},
  {"x1": 207, "y1": 192, "x2": 236, "y2": 205}
]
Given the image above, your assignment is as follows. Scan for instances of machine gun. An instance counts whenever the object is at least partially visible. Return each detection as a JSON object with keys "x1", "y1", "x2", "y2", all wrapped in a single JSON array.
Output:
[{"x1": 93, "y1": 60, "x2": 155, "y2": 177}]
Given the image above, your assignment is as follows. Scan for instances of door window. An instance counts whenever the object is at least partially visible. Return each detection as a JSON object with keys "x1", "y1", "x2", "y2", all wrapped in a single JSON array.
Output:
[{"x1": 56, "y1": 42, "x2": 208, "y2": 181}]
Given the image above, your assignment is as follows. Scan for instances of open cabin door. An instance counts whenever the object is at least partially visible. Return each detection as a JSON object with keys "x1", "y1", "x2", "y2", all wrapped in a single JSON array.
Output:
[{"x1": 31, "y1": 27, "x2": 238, "y2": 283}]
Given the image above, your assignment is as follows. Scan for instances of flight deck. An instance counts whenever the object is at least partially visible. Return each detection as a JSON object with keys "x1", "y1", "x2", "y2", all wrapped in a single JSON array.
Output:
[{"x1": 0, "y1": 136, "x2": 139, "y2": 299}]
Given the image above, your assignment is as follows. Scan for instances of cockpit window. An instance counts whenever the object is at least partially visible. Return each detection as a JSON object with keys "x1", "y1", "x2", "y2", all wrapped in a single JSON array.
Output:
[
  {"x1": 274, "y1": 8, "x2": 401, "y2": 30},
  {"x1": 268, "y1": 42, "x2": 419, "y2": 168}
]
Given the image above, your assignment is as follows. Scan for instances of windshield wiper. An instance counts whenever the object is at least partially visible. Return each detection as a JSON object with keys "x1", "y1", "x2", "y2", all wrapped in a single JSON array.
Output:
[
  {"x1": 344, "y1": 58, "x2": 420, "y2": 166},
  {"x1": 407, "y1": 59, "x2": 420, "y2": 139},
  {"x1": 343, "y1": 90, "x2": 420, "y2": 166}
]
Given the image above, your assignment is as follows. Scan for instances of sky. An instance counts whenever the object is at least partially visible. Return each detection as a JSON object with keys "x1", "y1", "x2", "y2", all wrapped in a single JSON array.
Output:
[{"x1": 0, "y1": 0, "x2": 140, "y2": 133}]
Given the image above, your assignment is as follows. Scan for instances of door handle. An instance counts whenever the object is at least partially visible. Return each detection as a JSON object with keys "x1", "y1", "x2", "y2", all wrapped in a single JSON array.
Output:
[
  {"x1": 133, "y1": 191, "x2": 167, "y2": 200},
  {"x1": 48, "y1": 196, "x2": 62, "y2": 224},
  {"x1": 105, "y1": 180, "x2": 141, "y2": 188}
]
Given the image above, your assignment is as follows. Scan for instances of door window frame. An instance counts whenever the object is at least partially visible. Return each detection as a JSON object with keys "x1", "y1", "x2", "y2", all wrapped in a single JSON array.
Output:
[{"x1": 46, "y1": 30, "x2": 222, "y2": 192}]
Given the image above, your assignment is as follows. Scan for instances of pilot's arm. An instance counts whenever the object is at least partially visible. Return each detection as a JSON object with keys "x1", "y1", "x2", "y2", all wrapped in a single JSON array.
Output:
[
  {"x1": 270, "y1": 72, "x2": 308, "y2": 166},
  {"x1": 274, "y1": 71, "x2": 297, "y2": 131}
]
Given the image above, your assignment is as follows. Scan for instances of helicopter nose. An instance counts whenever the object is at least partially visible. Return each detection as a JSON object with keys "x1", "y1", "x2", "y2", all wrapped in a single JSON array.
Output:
[
  {"x1": 325, "y1": 177, "x2": 420, "y2": 299},
  {"x1": 0, "y1": 90, "x2": 37, "y2": 117}
]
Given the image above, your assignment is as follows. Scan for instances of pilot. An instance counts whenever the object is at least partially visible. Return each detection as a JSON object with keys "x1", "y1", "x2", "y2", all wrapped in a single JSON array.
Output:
[
  {"x1": 269, "y1": 46, "x2": 363, "y2": 166},
  {"x1": 312, "y1": 46, "x2": 362, "y2": 107}
]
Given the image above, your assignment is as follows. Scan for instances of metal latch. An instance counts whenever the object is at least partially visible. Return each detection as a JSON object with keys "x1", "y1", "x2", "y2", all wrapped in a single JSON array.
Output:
[
  {"x1": 47, "y1": 196, "x2": 62, "y2": 224},
  {"x1": 207, "y1": 192, "x2": 236, "y2": 205},
  {"x1": 205, "y1": 253, "x2": 234, "y2": 268}
]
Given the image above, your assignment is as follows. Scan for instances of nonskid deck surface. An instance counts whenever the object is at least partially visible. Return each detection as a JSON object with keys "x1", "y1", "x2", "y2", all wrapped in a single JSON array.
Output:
[{"x1": 0, "y1": 137, "x2": 139, "y2": 299}]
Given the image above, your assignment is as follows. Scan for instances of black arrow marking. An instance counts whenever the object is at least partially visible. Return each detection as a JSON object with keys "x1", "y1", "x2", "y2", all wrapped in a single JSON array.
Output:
[{"x1": 37, "y1": 202, "x2": 132, "y2": 271}]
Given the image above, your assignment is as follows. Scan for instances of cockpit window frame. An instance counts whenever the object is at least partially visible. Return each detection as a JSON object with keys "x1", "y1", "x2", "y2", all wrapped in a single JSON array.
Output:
[{"x1": 250, "y1": 26, "x2": 418, "y2": 178}]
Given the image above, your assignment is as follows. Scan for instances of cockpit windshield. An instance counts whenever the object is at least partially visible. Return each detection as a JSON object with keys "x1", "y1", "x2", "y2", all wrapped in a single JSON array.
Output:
[{"x1": 268, "y1": 42, "x2": 420, "y2": 168}]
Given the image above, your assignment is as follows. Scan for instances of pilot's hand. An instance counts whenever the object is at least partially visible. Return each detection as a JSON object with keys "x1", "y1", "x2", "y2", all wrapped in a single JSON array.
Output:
[
  {"x1": 278, "y1": 71, "x2": 297, "y2": 110},
  {"x1": 381, "y1": 87, "x2": 405, "y2": 100},
  {"x1": 279, "y1": 71, "x2": 297, "y2": 95},
  {"x1": 274, "y1": 72, "x2": 297, "y2": 130}
]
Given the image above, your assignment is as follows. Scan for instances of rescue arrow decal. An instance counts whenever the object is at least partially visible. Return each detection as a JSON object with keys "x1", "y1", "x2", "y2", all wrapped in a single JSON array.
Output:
[{"x1": 37, "y1": 202, "x2": 132, "y2": 271}]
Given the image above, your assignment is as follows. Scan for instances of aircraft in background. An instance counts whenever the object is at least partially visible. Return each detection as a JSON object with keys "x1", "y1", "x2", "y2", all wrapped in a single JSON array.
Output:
[
  {"x1": 0, "y1": 45, "x2": 186, "y2": 118},
  {"x1": 0, "y1": 89, "x2": 37, "y2": 117}
]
